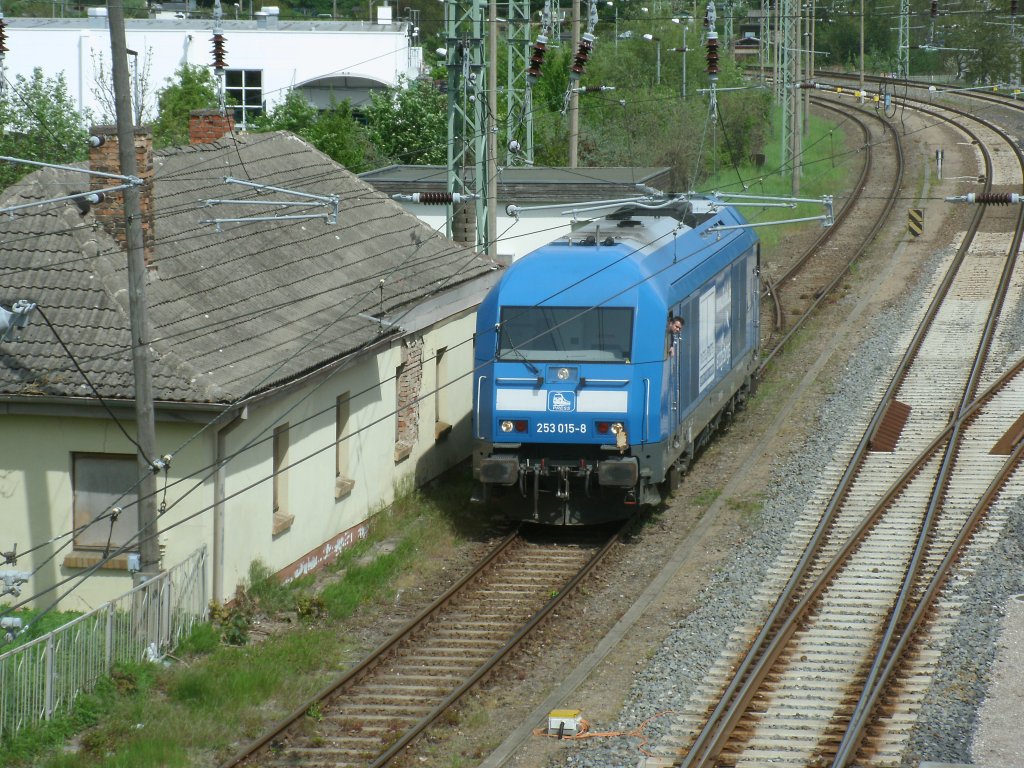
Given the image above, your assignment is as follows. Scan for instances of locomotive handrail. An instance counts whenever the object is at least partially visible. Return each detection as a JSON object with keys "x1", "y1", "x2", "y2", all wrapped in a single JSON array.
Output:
[
  {"x1": 474, "y1": 375, "x2": 486, "y2": 439},
  {"x1": 642, "y1": 377, "x2": 651, "y2": 443},
  {"x1": 579, "y1": 378, "x2": 629, "y2": 386}
]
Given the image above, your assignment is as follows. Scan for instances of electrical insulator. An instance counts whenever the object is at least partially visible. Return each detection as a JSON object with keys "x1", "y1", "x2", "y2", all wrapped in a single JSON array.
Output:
[
  {"x1": 930, "y1": 0, "x2": 937, "y2": 17},
  {"x1": 570, "y1": 33, "x2": 595, "y2": 82},
  {"x1": 527, "y1": 35, "x2": 548, "y2": 85},
  {"x1": 947, "y1": 192, "x2": 1023, "y2": 204},
  {"x1": 0, "y1": 18, "x2": 8, "y2": 54},
  {"x1": 706, "y1": 33, "x2": 719, "y2": 79},
  {"x1": 211, "y1": 33, "x2": 228, "y2": 69},
  {"x1": 392, "y1": 192, "x2": 475, "y2": 204},
  {"x1": 972, "y1": 193, "x2": 1022, "y2": 204}
]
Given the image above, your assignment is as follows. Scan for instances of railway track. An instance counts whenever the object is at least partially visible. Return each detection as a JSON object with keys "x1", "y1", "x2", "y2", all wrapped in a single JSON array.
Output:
[
  {"x1": 639, "y1": 87, "x2": 1024, "y2": 768},
  {"x1": 221, "y1": 524, "x2": 625, "y2": 768},
  {"x1": 757, "y1": 97, "x2": 903, "y2": 374}
]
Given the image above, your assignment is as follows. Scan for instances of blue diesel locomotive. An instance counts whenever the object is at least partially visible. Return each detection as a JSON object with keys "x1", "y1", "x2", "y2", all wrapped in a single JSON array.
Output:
[{"x1": 472, "y1": 195, "x2": 760, "y2": 525}]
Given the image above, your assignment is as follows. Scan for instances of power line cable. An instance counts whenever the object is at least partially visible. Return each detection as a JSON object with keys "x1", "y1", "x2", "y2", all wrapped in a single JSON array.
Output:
[
  {"x1": 4, "y1": 216, "x2": 709, "y2": 625},
  {"x1": 0, "y1": 90, "x2": 947, "y2": 577}
]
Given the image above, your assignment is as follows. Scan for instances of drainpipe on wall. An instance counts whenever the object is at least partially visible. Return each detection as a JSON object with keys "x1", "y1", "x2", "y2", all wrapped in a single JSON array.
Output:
[{"x1": 214, "y1": 406, "x2": 248, "y2": 603}]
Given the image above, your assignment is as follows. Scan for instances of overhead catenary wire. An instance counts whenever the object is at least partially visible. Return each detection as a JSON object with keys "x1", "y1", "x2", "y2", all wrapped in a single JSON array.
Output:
[
  {"x1": 0, "y1": 0, "x2": 1007, "y2": 581},
  {"x1": 3, "y1": 214, "x2": 712, "y2": 626},
  {"x1": 0, "y1": 186, "x2": 729, "y2": 602},
  {"x1": 0, "y1": 78, "x2": 958, "y2": 606},
  {"x1": 2, "y1": 213, "x2": 476, "y2": 578},
  {"x1": 2, "y1": 95, "x2": 868, "y2": 572},
  {"x1": 5, "y1": 115, "x2": 855, "y2": 611},
  {"x1": 6, "y1": 58, "x2": 1000, "y2": 268}
]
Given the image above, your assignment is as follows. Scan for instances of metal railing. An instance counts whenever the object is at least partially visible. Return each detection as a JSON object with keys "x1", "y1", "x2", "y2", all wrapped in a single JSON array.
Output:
[{"x1": 0, "y1": 546, "x2": 207, "y2": 741}]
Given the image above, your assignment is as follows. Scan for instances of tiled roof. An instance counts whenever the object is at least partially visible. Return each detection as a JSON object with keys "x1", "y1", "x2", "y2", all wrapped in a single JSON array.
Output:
[{"x1": 0, "y1": 132, "x2": 497, "y2": 406}]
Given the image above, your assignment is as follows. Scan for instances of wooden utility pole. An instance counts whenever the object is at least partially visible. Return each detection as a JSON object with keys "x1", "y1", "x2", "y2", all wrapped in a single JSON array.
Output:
[{"x1": 107, "y1": 0, "x2": 161, "y2": 578}]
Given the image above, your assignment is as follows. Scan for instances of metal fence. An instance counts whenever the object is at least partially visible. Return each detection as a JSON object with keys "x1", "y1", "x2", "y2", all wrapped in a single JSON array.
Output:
[{"x1": 0, "y1": 546, "x2": 207, "y2": 742}]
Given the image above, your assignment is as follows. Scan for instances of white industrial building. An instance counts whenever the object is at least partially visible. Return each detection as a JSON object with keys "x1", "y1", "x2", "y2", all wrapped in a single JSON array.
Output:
[{"x1": 2, "y1": 7, "x2": 422, "y2": 127}]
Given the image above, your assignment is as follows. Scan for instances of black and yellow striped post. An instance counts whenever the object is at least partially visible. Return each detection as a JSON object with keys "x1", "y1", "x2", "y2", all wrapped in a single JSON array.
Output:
[{"x1": 908, "y1": 208, "x2": 923, "y2": 237}]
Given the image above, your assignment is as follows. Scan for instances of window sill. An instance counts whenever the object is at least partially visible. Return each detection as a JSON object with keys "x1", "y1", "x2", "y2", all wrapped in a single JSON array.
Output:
[
  {"x1": 272, "y1": 511, "x2": 295, "y2": 536},
  {"x1": 63, "y1": 552, "x2": 134, "y2": 571},
  {"x1": 335, "y1": 477, "x2": 355, "y2": 500},
  {"x1": 394, "y1": 440, "x2": 413, "y2": 463}
]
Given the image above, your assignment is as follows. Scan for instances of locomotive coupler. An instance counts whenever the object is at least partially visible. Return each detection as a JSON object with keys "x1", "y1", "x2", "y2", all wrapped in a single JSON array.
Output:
[{"x1": 555, "y1": 466, "x2": 571, "y2": 499}]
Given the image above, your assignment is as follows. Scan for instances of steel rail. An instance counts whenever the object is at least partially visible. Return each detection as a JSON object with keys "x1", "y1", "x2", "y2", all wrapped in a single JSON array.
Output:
[
  {"x1": 223, "y1": 519, "x2": 631, "y2": 768},
  {"x1": 370, "y1": 519, "x2": 628, "y2": 767},
  {"x1": 757, "y1": 99, "x2": 876, "y2": 333},
  {"x1": 683, "y1": 354, "x2": 1024, "y2": 768},
  {"x1": 830, "y1": 105, "x2": 1024, "y2": 767},
  {"x1": 834, "y1": 410, "x2": 1024, "y2": 766},
  {"x1": 219, "y1": 529, "x2": 523, "y2": 768},
  {"x1": 679, "y1": 97, "x2": 1004, "y2": 768},
  {"x1": 757, "y1": 98, "x2": 903, "y2": 376}
]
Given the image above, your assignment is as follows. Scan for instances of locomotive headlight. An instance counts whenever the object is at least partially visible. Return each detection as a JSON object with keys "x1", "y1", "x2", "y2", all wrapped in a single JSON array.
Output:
[
  {"x1": 500, "y1": 420, "x2": 515, "y2": 433},
  {"x1": 609, "y1": 422, "x2": 624, "y2": 435},
  {"x1": 556, "y1": 367, "x2": 571, "y2": 381}
]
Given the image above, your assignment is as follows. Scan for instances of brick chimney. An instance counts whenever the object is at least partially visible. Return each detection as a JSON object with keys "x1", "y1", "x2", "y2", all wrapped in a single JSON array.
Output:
[
  {"x1": 88, "y1": 125, "x2": 156, "y2": 265},
  {"x1": 189, "y1": 109, "x2": 235, "y2": 144}
]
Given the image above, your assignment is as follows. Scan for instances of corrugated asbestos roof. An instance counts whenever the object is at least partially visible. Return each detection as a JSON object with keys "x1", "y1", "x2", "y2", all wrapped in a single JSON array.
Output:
[
  {"x1": 360, "y1": 165, "x2": 675, "y2": 204},
  {"x1": 0, "y1": 131, "x2": 497, "y2": 406}
]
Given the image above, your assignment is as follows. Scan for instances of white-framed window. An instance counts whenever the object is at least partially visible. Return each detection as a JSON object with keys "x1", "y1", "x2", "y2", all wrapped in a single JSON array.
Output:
[
  {"x1": 225, "y1": 69, "x2": 264, "y2": 127},
  {"x1": 72, "y1": 453, "x2": 139, "y2": 551}
]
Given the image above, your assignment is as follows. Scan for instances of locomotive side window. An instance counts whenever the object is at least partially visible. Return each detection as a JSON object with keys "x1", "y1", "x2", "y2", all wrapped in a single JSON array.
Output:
[{"x1": 498, "y1": 306, "x2": 633, "y2": 362}]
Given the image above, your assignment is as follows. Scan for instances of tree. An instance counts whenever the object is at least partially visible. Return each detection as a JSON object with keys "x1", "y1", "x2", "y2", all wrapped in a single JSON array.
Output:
[
  {"x1": 945, "y1": 15, "x2": 1017, "y2": 85},
  {"x1": 151, "y1": 64, "x2": 219, "y2": 149},
  {"x1": 251, "y1": 90, "x2": 377, "y2": 172},
  {"x1": 365, "y1": 77, "x2": 448, "y2": 165},
  {"x1": 91, "y1": 49, "x2": 156, "y2": 125},
  {"x1": 0, "y1": 68, "x2": 89, "y2": 190}
]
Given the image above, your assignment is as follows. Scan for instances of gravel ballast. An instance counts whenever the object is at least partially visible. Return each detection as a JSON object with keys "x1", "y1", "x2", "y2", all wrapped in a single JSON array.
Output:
[{"x1": 546, "y1": 233, "x2": 1024, "y2": 767}]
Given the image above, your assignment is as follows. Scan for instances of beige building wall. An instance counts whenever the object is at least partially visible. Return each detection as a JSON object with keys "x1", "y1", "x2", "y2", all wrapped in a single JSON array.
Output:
[{"x1": 0, "y1": 308, "x2": 481, "y2": 613}]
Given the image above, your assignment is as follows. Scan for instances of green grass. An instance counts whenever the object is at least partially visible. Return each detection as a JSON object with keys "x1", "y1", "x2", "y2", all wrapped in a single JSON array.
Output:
[
  {"x1": 727, "y1": 497, "x2": 764, "y2": 520},
  {"x1": 0, "y1": 608, "x2": 85, "y2": 651},
  {"x1": 700, "y1": 106, "x2": 853, "y2": 254},
  {"x1": 693, "y1": 488, "x2": 722, "y2": 507},
  {"x1": 0, "y1": 479, "x2": 489, "y2": 768}
]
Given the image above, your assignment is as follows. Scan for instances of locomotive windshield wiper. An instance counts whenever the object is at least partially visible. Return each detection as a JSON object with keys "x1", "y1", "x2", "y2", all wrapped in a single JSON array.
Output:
[
  {"x1": 506, "y1": 342, "x2": 541, "y2": 375},
  {"x1": 498, "y1": 325, "x2": 540, "y2": 375}
]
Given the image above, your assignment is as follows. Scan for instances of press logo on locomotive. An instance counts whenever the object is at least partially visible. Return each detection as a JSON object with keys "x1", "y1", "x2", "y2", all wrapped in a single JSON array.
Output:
[{"x1": 548, "y1": 391, "x2": 576, "y2": 412}]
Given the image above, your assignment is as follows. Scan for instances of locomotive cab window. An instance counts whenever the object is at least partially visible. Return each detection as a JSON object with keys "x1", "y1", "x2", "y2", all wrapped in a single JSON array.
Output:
[{"x1": 498, "y1": 306, "x2": 633, "y2": 362}]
